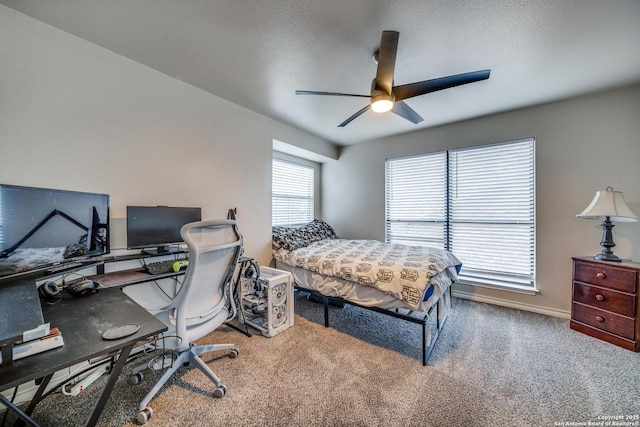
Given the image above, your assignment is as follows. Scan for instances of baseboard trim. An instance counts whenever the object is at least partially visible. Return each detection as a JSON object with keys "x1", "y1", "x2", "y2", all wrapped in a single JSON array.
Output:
[{"x1": 452, "y1": 289, "x2": 571, "y2": 319}]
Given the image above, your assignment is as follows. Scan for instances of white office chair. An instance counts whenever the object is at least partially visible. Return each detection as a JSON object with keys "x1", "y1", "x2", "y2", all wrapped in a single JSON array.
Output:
[{"x1": 135, "y1": 220, "x2": 242, "y2": 425}]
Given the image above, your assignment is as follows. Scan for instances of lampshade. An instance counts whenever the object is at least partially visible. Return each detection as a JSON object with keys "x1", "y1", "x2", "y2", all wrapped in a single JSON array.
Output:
[{"x1": 577, "y1": 187, "x2": 638, "y2": 222}]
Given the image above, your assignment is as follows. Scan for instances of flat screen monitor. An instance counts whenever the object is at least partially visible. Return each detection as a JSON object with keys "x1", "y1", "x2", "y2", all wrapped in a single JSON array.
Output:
[
  {"x1": 0, "y1": 184, "x2": 110, "y2": 280},
  {"x1": 126, "y1": 206, "x2": 201, "y2": 255}
]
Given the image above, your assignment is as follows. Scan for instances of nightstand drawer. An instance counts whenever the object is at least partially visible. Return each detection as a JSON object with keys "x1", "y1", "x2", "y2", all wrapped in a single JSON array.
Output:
[
  {"x1": 574, "y1": 262, "x2": 637, "y2": 293},
  {"x1": 573, "y1": 282, "x2": 636, "y2": 317},
  {"x1": 572, "y1": 302, "x2": 636, "y2": 339}
]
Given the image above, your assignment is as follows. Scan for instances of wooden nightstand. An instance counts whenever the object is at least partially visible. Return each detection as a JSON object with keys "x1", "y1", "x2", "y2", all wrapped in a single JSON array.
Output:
[{"x1": 571, "y1": 257, "x2": 640, "y2": 351}]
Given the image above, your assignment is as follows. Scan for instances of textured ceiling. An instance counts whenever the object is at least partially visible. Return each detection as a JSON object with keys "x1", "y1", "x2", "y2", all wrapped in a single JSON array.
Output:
[{"x1": 2, "y1": 0, "x2": 640, "y2": 146}]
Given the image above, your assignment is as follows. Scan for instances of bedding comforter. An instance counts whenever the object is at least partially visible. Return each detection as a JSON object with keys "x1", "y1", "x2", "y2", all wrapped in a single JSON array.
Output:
[{"x1": 274, "y1": 238, "x2": 461, "y2": 310}]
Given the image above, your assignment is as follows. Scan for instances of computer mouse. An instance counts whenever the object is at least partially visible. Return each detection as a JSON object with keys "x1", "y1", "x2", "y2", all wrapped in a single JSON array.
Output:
[{"x1": 66, "y1": 279, "x2": 99, "y2": 297}]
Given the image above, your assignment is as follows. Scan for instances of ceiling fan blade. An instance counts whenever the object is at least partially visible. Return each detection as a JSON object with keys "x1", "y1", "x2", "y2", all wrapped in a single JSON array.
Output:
[
  {"x1": 296, "y1": 90, "x2": 370, "y2": 98},
  {"x1": 374, "y1": 31, "x2": 399, "y2": 95},
  {"x1": 338, "y1": 104, "x2": 371, "y2": 127},
  {"x1": 393, "y1": 69, "x2": 491, "y2": 101},
  {"x1": 391, "y1": 101, "x2": 424, "y2": 124}
]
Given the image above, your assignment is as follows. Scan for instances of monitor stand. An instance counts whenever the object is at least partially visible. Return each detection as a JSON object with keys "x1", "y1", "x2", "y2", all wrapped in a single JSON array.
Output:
[{"x1": 141, "y1": 246, "x2": 184, "y2": 256}]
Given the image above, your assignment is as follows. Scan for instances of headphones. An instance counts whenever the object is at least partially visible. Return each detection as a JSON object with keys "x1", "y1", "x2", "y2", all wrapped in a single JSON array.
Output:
[
  {"x1": 38, "y1": 281, "x2": 60, "y2": 301},
  {"x1": 65, "y1": 279, "x2": 99, "y2": 297},
  {"x1": 240, "y1": 259, "x2": 266, "y2": 294},
  {"x1": 243, "y1": 259, "x2": 260, "y2": 279}
]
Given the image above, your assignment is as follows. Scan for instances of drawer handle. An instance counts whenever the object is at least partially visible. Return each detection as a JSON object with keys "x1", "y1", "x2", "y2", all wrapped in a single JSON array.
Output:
[
  {"x1": 595, "y1": 315, "x2": 605, "y2": 323},
  {"x1": 595, "y1": 294, "x2": 605, "y2": 301},
  {"x1": 596, "y1": 272, "x2": 606, "y2": 280}
]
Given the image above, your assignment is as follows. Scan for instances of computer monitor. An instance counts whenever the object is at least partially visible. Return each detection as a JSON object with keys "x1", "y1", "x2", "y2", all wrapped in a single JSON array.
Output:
[
  {"x1": 0, "y1": 184, "x2": 110, "y2": 280},
  {"x1": 126, "y1": 206, "x2": 202, "y2": 255}
]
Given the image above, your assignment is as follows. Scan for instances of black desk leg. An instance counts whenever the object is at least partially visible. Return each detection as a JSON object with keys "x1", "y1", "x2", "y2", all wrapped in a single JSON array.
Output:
[
  {"x1": 1, "y1": 343, "x2": 15, "y2": 368},
  {"x1": 86, "y1": 343, "x2": 134, "y2": 427},
  {"x1": 8, "y1": 372, "x2": 55, "y2": 427},
  {"x1": 20, "y1": 372, "x2": 54, "y2": 420},
  {"x1": 0, "y1": 393, "x2": 39, "y2": 427}
]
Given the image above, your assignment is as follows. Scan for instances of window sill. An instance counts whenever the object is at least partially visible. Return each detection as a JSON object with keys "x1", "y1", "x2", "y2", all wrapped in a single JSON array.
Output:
[{"x1": 455, "y1": 279, "x2": 540, "y2": 296}]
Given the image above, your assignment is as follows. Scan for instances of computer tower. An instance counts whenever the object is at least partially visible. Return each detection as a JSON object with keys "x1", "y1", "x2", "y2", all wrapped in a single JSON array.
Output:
[{"x1": 240, "y1": 266, "x2": 293, "y2": 337}]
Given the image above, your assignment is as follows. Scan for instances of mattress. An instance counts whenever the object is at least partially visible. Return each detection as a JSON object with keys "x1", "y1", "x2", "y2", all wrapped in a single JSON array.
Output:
[
  {"x1": 275, "y1": 259, "x2": 458, "y2": 313},
  {"x1": 274, "y1": 238, "x2": 461, "y2": 309}
]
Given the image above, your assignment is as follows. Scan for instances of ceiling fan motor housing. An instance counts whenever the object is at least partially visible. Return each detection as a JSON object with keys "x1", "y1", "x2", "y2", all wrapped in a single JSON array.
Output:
[{"x1": 370, "y1": 90, "x2": 395, "y2": 113}]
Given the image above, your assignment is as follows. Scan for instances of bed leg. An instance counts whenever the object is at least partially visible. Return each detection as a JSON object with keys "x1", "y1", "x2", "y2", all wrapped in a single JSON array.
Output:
[
  {"x1": 422, "y1": 321, "x2": 427, "y2": 366},
  {"x1": 437, "y1": 295, "x2": 441, "y2": 330},
  {"x1": 424, "y1": 322, "x2": 441, "y2": 366},
  {"x1": 323, "y1": 296, "x2": 329, "y2": 327},
  {"x1": 438, "y1": 286, "x2": 452, "y2": 329},
  {"x1": 423, "y1": 289, "x2": 452, "y2": 366}
]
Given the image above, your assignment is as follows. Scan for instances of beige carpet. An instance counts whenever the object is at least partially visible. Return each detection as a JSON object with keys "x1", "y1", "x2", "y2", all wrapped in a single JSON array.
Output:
[{"x1": 5, "y1": 294, "x2": 640, "y2": 427}]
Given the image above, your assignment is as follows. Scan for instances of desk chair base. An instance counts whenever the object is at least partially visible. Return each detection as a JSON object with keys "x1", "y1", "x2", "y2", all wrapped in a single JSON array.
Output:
[{"x1": 135, "y1": 343, "x2": 238, "y2": 425}]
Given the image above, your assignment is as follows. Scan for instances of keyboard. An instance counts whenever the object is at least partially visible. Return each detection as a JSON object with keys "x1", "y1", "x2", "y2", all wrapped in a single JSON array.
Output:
[{"x1": 144, "y1": 259, "x2": 187, "y2": 275}]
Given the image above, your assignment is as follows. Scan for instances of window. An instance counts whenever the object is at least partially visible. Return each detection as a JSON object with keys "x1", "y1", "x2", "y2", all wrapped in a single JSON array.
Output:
[
  {"x1": 386, "y1": 138, "x2": 535, "y2": 288},
  {"x1": 272, "y1": 158, "x2": 314, "y2": 226}
]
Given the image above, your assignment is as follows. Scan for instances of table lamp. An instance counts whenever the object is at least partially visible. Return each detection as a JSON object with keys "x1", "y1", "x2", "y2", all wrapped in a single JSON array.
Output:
[{"x1": 577, "y1": 187, "x2": 638, "y2": 262}]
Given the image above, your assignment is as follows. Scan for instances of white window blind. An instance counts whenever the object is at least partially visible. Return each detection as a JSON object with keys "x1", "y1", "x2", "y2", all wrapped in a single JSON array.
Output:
[
  {"x1": 449, "y1": 139, "x2": 535, "y2": 287},
  {"x1": 385, "y1": 152, "x2": 447, "y2": 247},
  {"x1": 385, "y1": 138, "x2": 535, "y2": 288},
  {"x1": 272, "y1": 158, "x2": 314, "y2": 226}
]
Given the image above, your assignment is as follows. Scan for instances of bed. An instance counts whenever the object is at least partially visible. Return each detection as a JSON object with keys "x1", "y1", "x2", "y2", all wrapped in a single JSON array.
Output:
[{"x1": 272, "y1": 219, "x2": 461, "y2": 365}]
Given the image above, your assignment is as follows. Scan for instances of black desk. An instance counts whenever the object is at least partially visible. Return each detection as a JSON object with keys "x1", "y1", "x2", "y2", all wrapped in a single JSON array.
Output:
[{"x1": 0, "y1": 288, "x2": 167, "y2": 426}]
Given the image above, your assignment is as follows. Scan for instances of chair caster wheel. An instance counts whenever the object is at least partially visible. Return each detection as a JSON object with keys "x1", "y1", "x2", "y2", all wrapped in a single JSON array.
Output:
[
  {"x1": 136, "y1": 407, "x2": 153, "y2": 425},
  {"x1": 229, "y1": 349, "x2": 239, "y2": 358},
  {"x1": 129, "y1": 372, "x2": 144, "y2": 385},
  {"x1": 213, "y1": 384, "x2": 227, "y2": 398}
]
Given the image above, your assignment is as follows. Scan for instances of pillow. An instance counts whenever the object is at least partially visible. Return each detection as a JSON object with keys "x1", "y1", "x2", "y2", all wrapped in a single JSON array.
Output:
[{"x1": 272, "y1": 219, "x2": 338, "y2": 250}]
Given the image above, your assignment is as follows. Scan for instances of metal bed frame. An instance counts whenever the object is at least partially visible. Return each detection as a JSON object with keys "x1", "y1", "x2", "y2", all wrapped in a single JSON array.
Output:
[{"x1": 294, "y1": 284, "x2": 452, "y2": 366}]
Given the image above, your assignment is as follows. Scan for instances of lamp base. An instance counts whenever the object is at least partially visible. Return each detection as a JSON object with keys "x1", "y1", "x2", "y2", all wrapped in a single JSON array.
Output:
[
  {"x1": 594, "y1": 252, "x2": 622, "y2": 263},
  {"x1": 595, "y1": 217, "x2": 622, "y2": 262}
]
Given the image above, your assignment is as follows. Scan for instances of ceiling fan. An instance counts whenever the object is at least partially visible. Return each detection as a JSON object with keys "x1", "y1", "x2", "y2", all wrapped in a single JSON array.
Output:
[{"x1": 296, "y1": 31, "x2": 491, "y2": 127}]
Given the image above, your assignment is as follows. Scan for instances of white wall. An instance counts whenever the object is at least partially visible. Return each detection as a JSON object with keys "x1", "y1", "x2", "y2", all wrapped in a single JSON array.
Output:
[
  {"x1": 322, "y1": 84, "x2": 640, "y2": 317},
  {"x1": 0, "y1": 6, "x2": 334, "y2": 265}
]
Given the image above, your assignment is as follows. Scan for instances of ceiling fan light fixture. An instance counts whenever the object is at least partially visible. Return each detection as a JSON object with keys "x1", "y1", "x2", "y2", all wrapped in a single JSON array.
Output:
[{"x1": 371, "y1": 93, "x2": 395, "y2": 113}]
